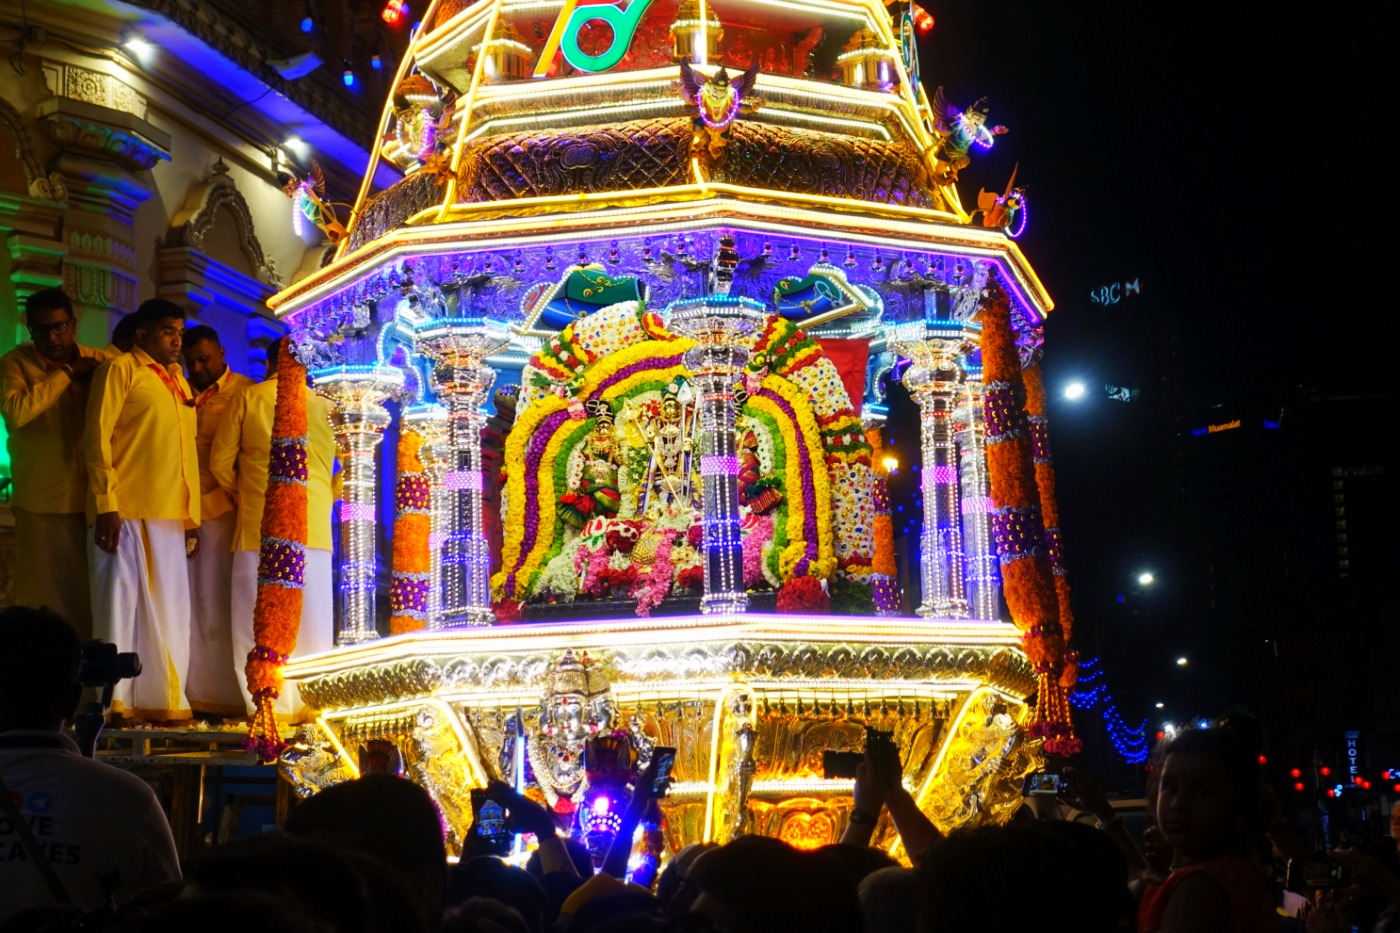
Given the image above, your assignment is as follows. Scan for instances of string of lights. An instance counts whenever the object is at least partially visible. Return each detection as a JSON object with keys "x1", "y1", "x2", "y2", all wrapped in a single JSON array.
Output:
[{"x1": 1068, "y1": 657, "x2": 1151, "y2": 765}]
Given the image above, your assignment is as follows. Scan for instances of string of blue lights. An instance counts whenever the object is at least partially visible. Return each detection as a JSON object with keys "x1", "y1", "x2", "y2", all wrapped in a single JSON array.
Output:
[{"x1": 1069, "y1": 657, "x2": 1151, "y2": 764}]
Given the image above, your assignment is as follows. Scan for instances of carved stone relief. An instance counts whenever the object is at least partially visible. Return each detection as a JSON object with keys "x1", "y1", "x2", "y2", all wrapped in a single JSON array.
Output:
[{"x1": 0, "y1": 98, "x2": 66, "y2": 202}]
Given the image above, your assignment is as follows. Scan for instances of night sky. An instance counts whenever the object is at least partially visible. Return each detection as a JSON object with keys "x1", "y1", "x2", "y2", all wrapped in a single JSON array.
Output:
[{"x1": 900, "y1": 2, "x2": 1383, "y2": 768}]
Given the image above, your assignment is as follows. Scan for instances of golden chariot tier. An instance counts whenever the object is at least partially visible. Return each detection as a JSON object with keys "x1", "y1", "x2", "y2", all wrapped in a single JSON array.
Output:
[
  {"x1": 261, "y1": 0, "x2": 1072, "y2": 868},
  {"x1": 280, "y1": 614, "x2": 1042, "y2": 859}
]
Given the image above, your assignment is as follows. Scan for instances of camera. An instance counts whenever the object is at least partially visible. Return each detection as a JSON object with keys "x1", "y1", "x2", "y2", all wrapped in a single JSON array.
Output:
[
  {"x1": 823, "y1": 726, "x2": 900, "y2": 780},
  {"x1": 79, "y1": 640, "x2": 140, "y2": 689},
  {"x1": 74, "y1": 640, "x2": 141, "y2": 759},
  {"x1": 823, "y1": 750, "x2": 863, "y2": 779}
]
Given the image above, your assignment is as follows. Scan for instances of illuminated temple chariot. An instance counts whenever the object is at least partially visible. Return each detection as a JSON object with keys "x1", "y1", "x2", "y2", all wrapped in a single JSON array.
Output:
[{"x1": 263, "y1": 0, "x2": 1078, "y2": 864}]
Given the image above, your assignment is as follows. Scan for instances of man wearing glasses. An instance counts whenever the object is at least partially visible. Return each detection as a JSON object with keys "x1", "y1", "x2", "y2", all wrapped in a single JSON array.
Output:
[{"x1": 0, "y1": 288, "x2": 106, "y2": 636}]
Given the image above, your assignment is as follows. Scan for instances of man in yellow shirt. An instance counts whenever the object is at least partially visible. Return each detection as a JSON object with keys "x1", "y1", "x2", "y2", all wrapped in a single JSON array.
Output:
[
  {"x1": 83, "y1": 299, "x2": 200, "y2": 722},
  {"x1": 210, "y1": 338, "x2": 337, "y2": 719},
  {"x1": 103, "y1": 313, "x2": 138, "y2": 359},
  {"x1": 0, "y1": 288, "x2": 106, "y2": 635},
  {"x1": 181, "y1": 324, "x2": 254, "y2": 718}
]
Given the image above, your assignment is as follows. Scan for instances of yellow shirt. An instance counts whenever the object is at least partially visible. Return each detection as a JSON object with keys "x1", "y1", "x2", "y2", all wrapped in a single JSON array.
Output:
[
  {"x1": 193, "y1": 367, "x2": 255, "y2": 522},
  {"x1": 209, "y1": 375, "x2": 338, "y2": 552},
  {"x1": 83, "y1": 346, "x2": 200, "y2": 525},
  {"x1": 1, "y1": 343, "x2": 108, "y2": 514}
]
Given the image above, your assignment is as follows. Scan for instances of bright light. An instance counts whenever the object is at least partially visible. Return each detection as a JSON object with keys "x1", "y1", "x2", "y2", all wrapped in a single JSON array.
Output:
[
  {"x1": 343, "y1": 68, "x2": 356, "y2": 88},
  {"x1": 122, "y1": 35, "x2": 155, "y2": 63},
  {"x1": 300, "y1": 15, "x2": 314, "y2": 32},
  {"x1": 882, "y1": 455, "x2": 899, "y2": 473},
  {"x1": 1175, "y1": 656, "x2": 1189, "y2": 667},
  {"x1": 1137, "y1": 572, "x2": 1155, "y2": 586},
  {"x1": 1154, "y1": 702, "x2": 1164, "y2": 709},
  {"x1": 371, "y1": 54, "x2": 383, "y2": 70},
  {"x1": 1063, "y1": 381, "x2": 1087, "y2": 401},
  {"x1": 382, "y1": 0, "x2": 409, "y2": 24},
  {"x1": 282, "y1": 136, "x2": 309, "y2": 159}
]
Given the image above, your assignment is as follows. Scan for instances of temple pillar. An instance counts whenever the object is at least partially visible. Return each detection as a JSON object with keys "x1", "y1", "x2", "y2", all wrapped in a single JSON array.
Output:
[
  {"x1": 668, "y1": 297, "x2": 767, "y2": 615},
  {"x1": 314, "y1": 367, "x2": 404, "y2": 644},
  {"x1": 36, "y1": 92, "x2": 170, "y2": 336},
  {"x1": 954, "y1": 378, "x2": 1000, "y2": 620},
  {"x1": 412, "y1": 319, "x2": 508, "y2": 627},
  {"x1": 889, "y1": 323, "x2": 970, "y2": 619}
]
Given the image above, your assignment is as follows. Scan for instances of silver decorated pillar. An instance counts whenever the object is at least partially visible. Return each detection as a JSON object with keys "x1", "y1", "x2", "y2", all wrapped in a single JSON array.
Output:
[
  {"x1": 889, "y1": 324, "x2": 969, "y2": 618},
  {"x1": 314, "y1": 366, "x2": 405, "y2": 644},
  {"x1": 667, "y1": 296, "x2": 767, "y2": 614},
  {"x1": 412, "y1": 318, "x2": 507, "y2": 626},
  {"x1": 954, "y1": 377, "x2": 1000, "y2": 619}
]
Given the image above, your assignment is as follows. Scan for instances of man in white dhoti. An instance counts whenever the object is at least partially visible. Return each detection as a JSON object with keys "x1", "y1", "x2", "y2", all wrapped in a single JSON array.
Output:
[
  {"x1": 181, "y1": 325, "x2": 254, "y2": 718},
  {"x1": 83, "y1": 300, "x2": 200, "y2": 722},
  {"x1": 0, "y1": 288, "x2": 105, "y2": 636},
  {"x1": 210, "y1": 339, "x2": 337, "y2": 721}
]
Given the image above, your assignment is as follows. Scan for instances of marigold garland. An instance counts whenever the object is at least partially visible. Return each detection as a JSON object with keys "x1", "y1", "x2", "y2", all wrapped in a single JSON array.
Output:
[
  {"x1": 244, "y1": 346, "x2": 309, "y2": 762},
  {"x1": 980, "y1": 278, "x2": 1078, "y2": 755},
  {"x1": 1023, "y1": 361, "x2": 1078, "y2": 690},
  {"x1": 390, "y1": 428, "x2": 432, "y2": 635}
]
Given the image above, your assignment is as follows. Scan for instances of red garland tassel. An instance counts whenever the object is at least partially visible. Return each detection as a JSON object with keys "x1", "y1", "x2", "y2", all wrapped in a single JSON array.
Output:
[{"x1": 979, "y1": 277, "x2": 1079, "y2": 755}]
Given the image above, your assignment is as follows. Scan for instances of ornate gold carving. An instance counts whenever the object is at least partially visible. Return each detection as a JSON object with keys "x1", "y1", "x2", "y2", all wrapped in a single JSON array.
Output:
[
  {"x1": 278, "y1": 723, "x2": 358, "y2": 797},
  {"x1": 912, "y1": 688, "x2": 1041, "y2": 837},
  {"x1": 296, "y1": 640, "x2": 1033, "y2": 712},
  {"x1": 452, "y1": 119, "x2": 939, "y2": 211}
]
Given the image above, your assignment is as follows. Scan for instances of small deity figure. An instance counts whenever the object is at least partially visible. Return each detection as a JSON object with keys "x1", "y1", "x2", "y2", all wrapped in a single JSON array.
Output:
[
  {"x1": 381, "y1": 75, "x2": 453, "y2": 170},
  {"x1": 637, "y1": 384, "x2": 698, "y2": 519},
  {"x1": 930, "y1": 87, "x2": 1008, "y2": 184},
  {"x1": 679, "y1": 60, "x2": 764, "y2": 159},
  {"x1": 560, "y1": 405, "x2": 623, "y2": 527}
]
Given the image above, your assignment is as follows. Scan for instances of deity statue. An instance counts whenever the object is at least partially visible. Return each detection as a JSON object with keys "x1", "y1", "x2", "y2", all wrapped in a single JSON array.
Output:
[
  {"x1": 527, "y1": 650, "x2": 616, "y2": 813},
  {"x1": 634, "y1": 383, "x2": 698, "y2": 519},
  {"x1": 560, "y1": 404, "x2": 622, "y2": 527}
]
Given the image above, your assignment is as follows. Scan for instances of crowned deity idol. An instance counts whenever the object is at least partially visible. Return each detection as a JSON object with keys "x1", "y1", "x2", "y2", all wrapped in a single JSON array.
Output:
[{"x1": 527, "y1": 650, "x2": 616, "y2": 813}]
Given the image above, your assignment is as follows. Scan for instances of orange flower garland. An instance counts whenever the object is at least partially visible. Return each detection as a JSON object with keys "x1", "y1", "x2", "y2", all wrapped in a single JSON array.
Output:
[
  {"x1": 390, "y1": 428, "x2": 432, "y2": 634},
  {"x1": 1023, "y1": 361, "x2": 1077, "y2": 690},
  {"x1": 979, "y1": 278, "x2": 1077, "y2": 754},
  {"x1": 244, "y1": 344, "x2": 309, "y2": 762}
]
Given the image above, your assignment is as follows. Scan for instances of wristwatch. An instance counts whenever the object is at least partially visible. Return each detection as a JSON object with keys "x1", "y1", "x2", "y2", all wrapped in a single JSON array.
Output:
[{"x1": 849, "y1": 807, "x2": 877, "y2": 826}]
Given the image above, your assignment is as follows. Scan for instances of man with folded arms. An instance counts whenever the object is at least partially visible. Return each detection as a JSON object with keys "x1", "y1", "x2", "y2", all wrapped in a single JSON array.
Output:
[{"x1": 0, "y1": 288, "x2": 105, "y2": 635}]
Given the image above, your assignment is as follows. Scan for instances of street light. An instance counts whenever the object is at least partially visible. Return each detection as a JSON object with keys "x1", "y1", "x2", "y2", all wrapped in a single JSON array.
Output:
[
  {"x1": 1175, "y1": 656, "x2": 1189, "y2": 667},
  {"x1": 1138, "y1": 571, "x2": 1155, "y2": 586},
  {"x1": 1154, "y1": 702, "x2": 1165, "y2": 709},
  {"x1": 1063, "y1": 381, "x2": 1087, "y2": 401}
]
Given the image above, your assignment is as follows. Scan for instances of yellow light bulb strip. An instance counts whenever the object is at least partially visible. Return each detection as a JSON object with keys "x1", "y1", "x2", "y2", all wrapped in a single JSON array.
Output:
[
  {"x1": 342, "y1": 0, "x2": 448, "y2": 261},
  {"x1": 316, "y1": 697, "x2": 491, "y2": 786},
  {"x1": 440, "y1": 0, "x2": 506, "y2": 214},
  {"x1": 415, "y1": 1, "x2": 495, "y2": 63}
]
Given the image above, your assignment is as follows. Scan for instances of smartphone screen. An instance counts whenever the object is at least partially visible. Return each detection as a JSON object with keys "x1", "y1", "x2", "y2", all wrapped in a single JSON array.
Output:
[
  {"x1": 470, "y1": 789, "x2": 512, "y2": 855},
  {"x1": 651, "y1": 747, "x2": 677, "y2": 795},
  {"x1": 1022, "y1": 772, "x2": 1063, "y2": 796}
]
